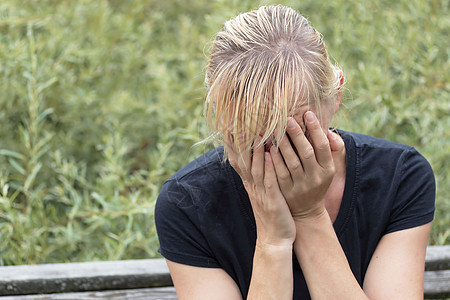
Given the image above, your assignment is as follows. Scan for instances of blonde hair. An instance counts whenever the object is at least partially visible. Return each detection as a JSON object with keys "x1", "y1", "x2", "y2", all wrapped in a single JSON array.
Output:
[{"x1": 204, "y1": 5, "x2": 342, "y2": 154}]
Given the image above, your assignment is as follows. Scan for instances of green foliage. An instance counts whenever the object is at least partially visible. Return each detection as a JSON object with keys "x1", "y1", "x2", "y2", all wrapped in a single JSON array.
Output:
[{"x1": 0, "y1": 0, "x2": 448, "y2": 265}]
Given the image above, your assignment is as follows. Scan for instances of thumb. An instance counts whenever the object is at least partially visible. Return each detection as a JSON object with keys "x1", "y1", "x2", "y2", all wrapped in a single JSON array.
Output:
[{"x1": 327, "y1": 130, "x2": 345, "y2": 153}]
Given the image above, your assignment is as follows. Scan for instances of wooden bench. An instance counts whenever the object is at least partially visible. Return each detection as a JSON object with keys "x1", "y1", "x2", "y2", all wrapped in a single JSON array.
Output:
[{"x1": 0, "y1": 245, "x2": 449, "y2": 299}]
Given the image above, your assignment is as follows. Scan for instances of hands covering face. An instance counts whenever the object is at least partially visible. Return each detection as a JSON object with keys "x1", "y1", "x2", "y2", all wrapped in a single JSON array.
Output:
[{"x1": 227, "y1": 111, "x2": 344, "y2": 246}]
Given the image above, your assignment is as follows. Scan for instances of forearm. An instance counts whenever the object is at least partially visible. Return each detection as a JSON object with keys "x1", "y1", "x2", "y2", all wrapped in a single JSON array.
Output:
[
  {"x1": 247, "y1": 242, "x2": 293, "y2": 299},
  {"x1": 293, "y1": 211, "x2": 368, "y2": 299}
]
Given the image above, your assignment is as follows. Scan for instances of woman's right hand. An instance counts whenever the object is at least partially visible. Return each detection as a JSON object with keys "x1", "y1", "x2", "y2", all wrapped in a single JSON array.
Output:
[{"x1": 227, "y1": 137, "x2": 296, "y2": 248}]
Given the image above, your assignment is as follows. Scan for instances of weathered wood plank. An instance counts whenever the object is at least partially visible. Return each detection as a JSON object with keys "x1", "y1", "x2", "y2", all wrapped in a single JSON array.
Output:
[
  {"x1": 424, "y1": 270, "x2": 450, "y2": 299},
  {"x1": 0, "y1": 287, "x2": 178, "y2": 299},
  {"x1": 0, "y1": 259, "x2": 172, "y2": 296},
  {"x1": 426, "y1": 245, "x2": 450, "y2": 271},
  {"x1": 0, "y1": 246, "x2": 448, "y2": 297}
]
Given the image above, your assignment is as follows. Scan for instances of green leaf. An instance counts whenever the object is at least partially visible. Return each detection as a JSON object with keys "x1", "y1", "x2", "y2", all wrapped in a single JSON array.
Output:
[
  {"x1": 24, "y1": 162, "x2": 42, "y2": 191},
  {"x1": 35, "y1": 108, "x2": 54, "y2": 124},
  {"x1": 8, "y1": 158, "x2": 26, "y2": 176},
  {"x1": 36, "y1": 78, "x2": 58, "y2": 95},
  {"x1": 0, "y1": 150, "x2": 26, "y2": 161}
]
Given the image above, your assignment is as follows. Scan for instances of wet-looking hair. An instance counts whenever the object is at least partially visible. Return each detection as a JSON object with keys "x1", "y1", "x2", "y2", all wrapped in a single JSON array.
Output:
[{"x1": 204, "y1": 5, "x2": 342, "y2": 154}]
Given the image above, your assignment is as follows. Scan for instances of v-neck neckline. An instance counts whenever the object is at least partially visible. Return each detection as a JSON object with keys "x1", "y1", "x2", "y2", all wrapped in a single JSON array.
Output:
[{"x1": 332, "y1": 129, "x2": 358, "y2": 236}]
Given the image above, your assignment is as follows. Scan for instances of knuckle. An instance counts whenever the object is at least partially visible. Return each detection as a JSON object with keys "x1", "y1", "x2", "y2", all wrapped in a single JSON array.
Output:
[
  {"x1": 316, "y1": 139, "x2": 330, "y2": 151},
  {"x1": 311, "y1": 176, "x2": 323, "y2": 187},
  {"x1": 320, "y1": 162, "x2": 336, "y2": 176},
  {"x1": 289, "y1": 159, "x2": 302, "y2": 170},
  {"x1": 251, "y1": 169, "x2": 263, "y2": 181},
  {"x1": 263, "y1": 179, "x2": 276, "y2": 190},
  {"x1": 327, "y1": 164, "x2": 336, "y2": 175},
  {"x1": 302, "y1": 147, "x2": 315, "y2": 159},
  {"x1": 278, "y1": 170, "x2": 291, "y2": 180}
]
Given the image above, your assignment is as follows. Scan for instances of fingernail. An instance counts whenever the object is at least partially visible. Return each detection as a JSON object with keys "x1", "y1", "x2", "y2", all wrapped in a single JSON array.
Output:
[
  {"x1": 333, "y1": 132, "x2": 341, "y2": 141},
  {"x1": 328, "y1": 130, "x2": 336, "y2": 140},
  {"x1": 305, "y1": 111, "x2": 315, "y2": 123},
  {"x1": 265, "y1": 152, "x2": 271, "y2": 161},
  {"x1": 287, "y1": 117, "x2": 296, "y2": 129}
]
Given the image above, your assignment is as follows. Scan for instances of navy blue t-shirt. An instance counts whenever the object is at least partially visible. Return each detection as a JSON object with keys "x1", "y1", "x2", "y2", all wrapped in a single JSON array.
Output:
[{"x1": 155, "y1": 130, "x2": 435, "y2": 299}]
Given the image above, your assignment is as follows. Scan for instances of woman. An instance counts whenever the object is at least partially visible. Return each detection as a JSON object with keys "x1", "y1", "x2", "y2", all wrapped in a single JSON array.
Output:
[{"x1": 155, "y1": 5, "x2": 435, "y2": 299}]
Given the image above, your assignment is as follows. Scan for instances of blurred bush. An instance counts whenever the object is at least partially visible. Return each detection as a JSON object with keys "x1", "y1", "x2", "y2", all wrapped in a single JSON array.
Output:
[{"x1": 0, "y1": 0, "x2": 448, "y2": 265}]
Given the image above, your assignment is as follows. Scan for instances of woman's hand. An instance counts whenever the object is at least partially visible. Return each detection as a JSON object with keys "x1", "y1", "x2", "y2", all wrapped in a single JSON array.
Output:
[
  {"x1": 269, "y1": 111, "x2": 336, "y2": 221},
  {"x1": 227, "y1": 137, "x2": 296, "y2": 248}
]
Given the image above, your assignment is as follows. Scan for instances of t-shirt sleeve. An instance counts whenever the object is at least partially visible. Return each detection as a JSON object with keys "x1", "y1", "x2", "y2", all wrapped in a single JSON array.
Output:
[
  {"x1": 155, "y1": 177, "x2": 220, "y2": 268},
  {"x1": 384, "y1": 147, "x2": 436, "y2": 234}
]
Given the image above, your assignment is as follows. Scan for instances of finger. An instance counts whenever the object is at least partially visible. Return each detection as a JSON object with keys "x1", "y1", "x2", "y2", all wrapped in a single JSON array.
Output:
[
  {"x1": 251, "y1": 136, "x2": 265, "y2": 188},
  {"x1": 278, "y1": 132, "x2": 303, "y2": 174},
  {"x1": 303, "y1": 111, "x2": 332, "y2": 168},
  {"x1": 270, "y1": 145, "x2": 293, "y2": 190},
  {"x1": 263, "y1": 152, "x2": 283, "y2": 199},
  {"x1": 283, "y1": 117, "x2": 315, "y2": 172},
  {"x1": 327, "y1": 129, "x2": 345, "y2": 153}
]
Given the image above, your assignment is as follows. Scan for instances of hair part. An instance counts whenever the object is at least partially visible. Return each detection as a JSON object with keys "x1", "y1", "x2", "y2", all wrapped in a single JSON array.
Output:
[{"x1": 204, "y1": 5, "x2": 342, "y2": 155}]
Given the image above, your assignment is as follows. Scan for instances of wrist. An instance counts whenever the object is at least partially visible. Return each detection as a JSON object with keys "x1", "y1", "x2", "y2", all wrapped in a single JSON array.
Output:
[
  {"x1": 253, "y1": 240, "x2": 293, "y2": 270},
  {"x1": 255, "y1": 239, "x2": 294, "y2": 251},
  {"x1": 293, "y1": 209, "x2": 336, "y2": 259},
  {"x1": 292, "y1": 206, "x2": 329, "y2": 225}
]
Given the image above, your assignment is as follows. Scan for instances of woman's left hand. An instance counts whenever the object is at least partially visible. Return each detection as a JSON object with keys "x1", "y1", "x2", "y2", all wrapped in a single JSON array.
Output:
[{"x1": 269, "y1": 111, "x2": 336, "y2": 221}]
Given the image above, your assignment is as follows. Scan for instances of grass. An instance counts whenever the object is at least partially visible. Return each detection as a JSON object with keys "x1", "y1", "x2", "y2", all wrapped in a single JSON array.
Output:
[{"x1": 0, "y1": 0, "x2": 448, "y2": 265}]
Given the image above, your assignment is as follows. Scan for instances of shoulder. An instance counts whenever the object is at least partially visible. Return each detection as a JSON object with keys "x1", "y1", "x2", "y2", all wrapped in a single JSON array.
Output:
[
  {"x1": 157, "y1": 146, "x2": 233, "y2": 208},
  {"x1": 170, "y1": 146, "x2": 226, "y2": 181},
  {"x1": 337, "y1": 130, "x2": 435, "y2": 233},
  {"x1": 155, "y1": 147, "x2": 231, "y2": 269},
  {"x1": 339, "y1": 130, "x2": 412, "y2": 151},
  {"x1": 164, "y1": 146, "x2": 228, "y2": 190},
  {"x1": 338, "y1": 130, "x2": 432, "y2": 170}
]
